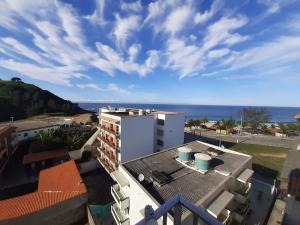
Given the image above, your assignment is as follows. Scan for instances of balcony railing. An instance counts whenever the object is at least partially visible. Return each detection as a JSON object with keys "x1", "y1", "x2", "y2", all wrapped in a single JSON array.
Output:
[
  {"x1": 98, "y1": 147, "x2": 118, "y2": 164},
  {"x1": 111, "y1": 184, "x2": 130, "y2": 211},
  {"x1": 235, "y1": 182, "x2": 251, "y2": 204},
  {"x1": 111, "y1": 203, "x2": 130, "y2": 225},
  {"x1": 100, "y1": 125, "x2": 120, "y2": 137},
  {"x1": 98, "y1": 157, "x2": 116, "y2": 173},
  {"x1": 218, "y1": 209, "x2": 232, "y2": 225},
  {"x1": 98, "y1": 136, "x2": 120, "y2": 151}
]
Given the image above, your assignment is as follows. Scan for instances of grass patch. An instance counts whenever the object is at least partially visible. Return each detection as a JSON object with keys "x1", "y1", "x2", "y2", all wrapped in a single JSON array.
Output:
[{"x1": 223, "y1": 142, "x2": 288, "y2": 179}]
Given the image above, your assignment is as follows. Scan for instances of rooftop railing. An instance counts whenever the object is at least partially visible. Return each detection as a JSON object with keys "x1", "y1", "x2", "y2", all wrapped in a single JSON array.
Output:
[{"x1": 137, "y1": 194, "x2": 224, "y2": 225}]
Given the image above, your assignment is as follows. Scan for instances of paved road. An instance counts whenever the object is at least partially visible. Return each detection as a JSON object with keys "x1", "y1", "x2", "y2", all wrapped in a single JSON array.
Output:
[{"x1": 185, "y1": 129, "x2": 299, "y2": 150}]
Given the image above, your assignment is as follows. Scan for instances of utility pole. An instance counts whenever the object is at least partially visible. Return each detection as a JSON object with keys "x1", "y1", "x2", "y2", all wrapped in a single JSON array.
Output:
[{"x1": 240, "y1": 114, "x2": 243, "y2": 135}]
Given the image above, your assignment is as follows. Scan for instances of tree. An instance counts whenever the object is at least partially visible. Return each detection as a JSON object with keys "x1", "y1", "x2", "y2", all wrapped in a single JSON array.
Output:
[
  {"x1": 241, "y1": 107, "x2": 272, "y2": 132},
  {"x1": 221, "y1": 118, "x2": 236, "y2": 130},
  {"x1": 11, "y1": 77, "x2": 22, "y2": 82}
]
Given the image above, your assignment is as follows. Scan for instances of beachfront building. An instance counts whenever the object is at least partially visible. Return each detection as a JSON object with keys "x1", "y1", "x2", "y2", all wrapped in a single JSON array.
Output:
[
  {"x1": 0, "y1": 125, "x2": 18, "y2": 174},
  {"x1": 0, "y1": 160, "x2": 87, "y2": 225},
  {"x1": 0, "y1": 121, "x2": 60, "y2": 141},
  {"x1": 97, "y1": 107, "x2": 185, "y2": 173},
  {"x1": 110, "y1": 140, "x2": 253, "y2": 225}
]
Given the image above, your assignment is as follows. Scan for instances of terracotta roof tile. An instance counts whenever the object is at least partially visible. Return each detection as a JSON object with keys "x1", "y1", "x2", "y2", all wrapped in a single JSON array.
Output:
[{"x1": 0, "y1": 160, "x2": 86, "y2": 221}]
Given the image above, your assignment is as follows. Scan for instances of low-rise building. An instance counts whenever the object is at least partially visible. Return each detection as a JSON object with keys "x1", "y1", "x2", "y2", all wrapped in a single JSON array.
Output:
[
  {"x1": 0, "y1": 125, "x2": 18, "y2": 174},
  {"x1": 0, "y1": 121, "x2": 60, "y2": 141},
  {"x1": 110, "y1": 141, "x2": 253, "y2": 225},
  {"x1": 0, "y1": 160, "x2": 87, "y2": 225},
  {"x1": 97, "y1": 107, "x2": 185, "y2": 173}
]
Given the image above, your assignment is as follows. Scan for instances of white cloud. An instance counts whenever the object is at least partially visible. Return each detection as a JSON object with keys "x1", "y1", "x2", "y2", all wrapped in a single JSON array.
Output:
[
  {"x1": 164, "y1": 5, "x2": 192, "y2": 35},
  {"x1": 207, "y1": 48, "x2": 230, "y2": 59},
  {"x1": 96, "y1": 42, "x2": 159, "y2": 77},
  {"x1": 201, "y1": 16, "x2": 249, "y2": 52},
  {"x1": 85, "y1": 0, "x2": 106, "y2": 25},
  {"x1": 257, "y1": 0, "x2": 280, "y2": 15},
  {"x1": 121, "y1": 1, "x2": 142, "y2": 13},
  {"x1": 166, "y1": 38, "x2": 205, "y2": 78},
  {"x1": 0, "y1": 37, "x2": 49, "y2": 65},
  {"x1": 77, "y1": 83, "x2": 102, "y2": 90},
  {"x1": 128, "y1": 44, "x2": 141, "y2": 62},
  {"x1": 194, "y1": 0, "x2": 222, "y2": 25},
  {"x1": 225, "y1": 36, "x2": 300, "y2": 71},
  {"x1": 113, "y1": 14, "x2": 141, "y2": 49},
  {"x1": 0, "y1": 59, "x2": 83, "y2": 86}
]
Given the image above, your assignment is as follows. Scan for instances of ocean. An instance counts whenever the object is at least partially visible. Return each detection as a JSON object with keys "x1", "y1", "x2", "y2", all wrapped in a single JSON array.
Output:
[{"x1": 78, "y1": 103, "x2": 300, "y2": 123}]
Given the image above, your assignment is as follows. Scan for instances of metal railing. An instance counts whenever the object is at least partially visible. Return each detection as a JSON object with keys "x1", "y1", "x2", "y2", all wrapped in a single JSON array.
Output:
[{"x1": 137, "y1": 194, "x2": 224, "y2": 225}]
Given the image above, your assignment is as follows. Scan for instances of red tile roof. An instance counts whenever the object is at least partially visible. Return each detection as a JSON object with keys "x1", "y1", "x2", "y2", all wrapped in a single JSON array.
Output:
[
  {"x1": 0, "y1": 160, "x2": 87, "y2": 221},
  {"x1": 38, "y1": 160, "x2": 86, "y2": 193},
  {"x1": 23, "y1": 149, "x2": 68, "y2": 165}
]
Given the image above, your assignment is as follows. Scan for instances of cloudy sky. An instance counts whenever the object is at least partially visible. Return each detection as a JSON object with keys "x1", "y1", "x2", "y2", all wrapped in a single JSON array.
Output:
[{"x1": 0, "y1": 0, "x2": 300, "y2": 106}]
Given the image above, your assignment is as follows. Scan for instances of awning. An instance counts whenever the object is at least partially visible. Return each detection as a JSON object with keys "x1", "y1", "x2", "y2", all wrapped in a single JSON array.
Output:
[
  {"x1": 111, "y1": 170, "x2": 129, "y2": 187},
  {"x1": 207, "y1": 191, "x2": 234, "y2": 218},
  {"x1": 237, "y1": 168, "x2": 254, "y2": 184}
]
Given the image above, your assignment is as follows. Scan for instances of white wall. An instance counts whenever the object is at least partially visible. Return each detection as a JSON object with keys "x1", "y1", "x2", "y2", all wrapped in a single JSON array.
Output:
[
  {"x1": 17, "y1": 126, "x2": 59, "y2": 141},
  {"x1": 120, "y1": 116, "x2": 155, "y2": 163},
  {"x1": 156, "y1": 113, "x2": 185, "y2": 151},
  {"x1": 119, "y1": 165, "x2": 173, "y2": 225}
]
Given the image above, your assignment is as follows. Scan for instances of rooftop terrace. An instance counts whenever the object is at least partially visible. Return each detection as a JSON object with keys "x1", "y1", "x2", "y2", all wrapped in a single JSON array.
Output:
[{"x1": 122, "y1": 141, "x2": 252, "y2": 218}]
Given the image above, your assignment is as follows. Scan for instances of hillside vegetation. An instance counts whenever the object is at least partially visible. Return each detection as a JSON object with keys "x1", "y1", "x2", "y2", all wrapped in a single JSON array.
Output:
[{"x1": 0, "y1": 79, "x2": 87, "y2": 122}]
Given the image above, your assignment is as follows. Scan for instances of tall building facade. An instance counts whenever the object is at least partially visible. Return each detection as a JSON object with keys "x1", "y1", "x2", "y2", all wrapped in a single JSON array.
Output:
[{"x1": 97, "y1": 107, "x2": 185, "y2": 173}]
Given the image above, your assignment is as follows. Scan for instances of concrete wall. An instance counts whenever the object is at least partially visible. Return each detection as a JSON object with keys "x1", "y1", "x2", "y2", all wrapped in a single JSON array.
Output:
[
  {"x1": 120, "y1": 116, "x2": 155, "y2": 163},
  {"x1": 17, "y1": 126, "x2": 60, "y2": 141},
  {"x1": 119, "y1": 165, "x2": 173, "y2": 225},
  {"x1": 159, "y1": 113, "x2": 185, "y2": 150},
  {"x1": 0, "y1": 194, "x2": 87, "y2": 225}
]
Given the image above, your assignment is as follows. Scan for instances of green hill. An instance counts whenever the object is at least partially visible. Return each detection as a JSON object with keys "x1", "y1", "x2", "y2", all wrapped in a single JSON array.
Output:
[{"x1": 0, "y1": 79, "x2": 87, "y2": 122}]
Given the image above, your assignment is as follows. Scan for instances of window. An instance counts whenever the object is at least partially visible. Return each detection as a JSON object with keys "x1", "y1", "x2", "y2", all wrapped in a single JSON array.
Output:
[
  {"x1": 34, "y1": 131, "x2": 37, "y2": 133},
  {"x1": 157, "y1": 139, "x2": 164, "y2": 147},
  {"x1": 23, "y1": 133, "x2": 28, "y2": 137},
  {"x1": 157, "y1": 119, "x2": 165, "y2": 126},
  {"x1": 157, "y1": 129, "x2": 164, "y2": 136}
]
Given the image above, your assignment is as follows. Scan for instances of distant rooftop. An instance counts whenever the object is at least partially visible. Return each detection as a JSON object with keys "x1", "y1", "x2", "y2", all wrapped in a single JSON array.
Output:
[
  {"x1": 100, "y1": 107, "x2": 183, "y2": 117},
  {"x1": 122, "y1": 141, "x2": 251, "y2": 218},
  {"x1": 0, "y1": 121, "x2": 58, "y2": 132}
]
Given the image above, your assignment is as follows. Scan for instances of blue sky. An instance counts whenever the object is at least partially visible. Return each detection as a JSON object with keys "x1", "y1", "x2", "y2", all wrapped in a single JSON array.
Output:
[{"x1": 0, "y1": 0, "x2": 300, "y2": 106}]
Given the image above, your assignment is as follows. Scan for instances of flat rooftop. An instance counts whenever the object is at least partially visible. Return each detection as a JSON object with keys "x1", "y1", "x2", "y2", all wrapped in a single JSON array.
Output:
[
  {"x1": 122, "y1": 141, "x2": 251, "y2": 216},
  {"x1": 100, "y1": 107, "x2": 183, "y2": 118},
  {"x1": 0, "y1": 121, "x2": 58, "y2": 132}
]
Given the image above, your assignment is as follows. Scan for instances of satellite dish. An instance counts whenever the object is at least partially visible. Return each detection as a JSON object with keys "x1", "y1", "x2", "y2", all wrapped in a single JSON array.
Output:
[{"x1": 138, "y1": 174, "x2": 145, "y2": 182}]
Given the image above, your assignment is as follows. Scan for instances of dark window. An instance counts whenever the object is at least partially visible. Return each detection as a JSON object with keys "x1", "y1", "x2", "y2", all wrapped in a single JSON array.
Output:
[
  {"x1": 157, "y1": 129, "x2": 164, "y2": 136},
  {"x1": 157, "y1": 139, "x2": 164, "y2": 147},
  {"x1": 23, "y1": 133, "x2": 28, "y2": 137},
  {"x1": 157, "y1": 119, "x2": 165, "y2": 126}
]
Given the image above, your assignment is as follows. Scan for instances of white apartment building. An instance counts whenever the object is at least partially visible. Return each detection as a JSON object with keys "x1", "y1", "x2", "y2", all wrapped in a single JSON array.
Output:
[
  {"x1": 0, "y1": 121, "x2": 60, "y2": 142},
  {"x1": 110, "y1": 141, "x2": 253, "y2": 225},
  {"x1": 97, "y1": 107, "x2": 185, "y2": 173}
]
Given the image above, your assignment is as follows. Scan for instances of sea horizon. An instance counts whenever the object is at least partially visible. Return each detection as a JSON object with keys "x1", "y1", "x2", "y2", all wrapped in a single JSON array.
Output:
[{"x1": 78, "y1": 102, "x2": 300, "y2": 123}]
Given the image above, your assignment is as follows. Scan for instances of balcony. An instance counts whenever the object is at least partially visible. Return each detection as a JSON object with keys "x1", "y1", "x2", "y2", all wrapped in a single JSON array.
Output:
[
  {"x1": 235, "y1": 182, "x2": 251, "y2": 203},
  {"x1": 111, "y1": 203, "x2": 130, "y2": 225},
  {"x1": 100, "y1": 125, "x2": 120, "y2": 137},
  {"x1": 218, "y1": 209, "x2": 232, "y2": 225},
  {"x1": 98, "y1": 136, "x2": 120, "y2": 151},
  {"x1": 98, "y1": 157, "x2": 115, "y2": 173},
  {"x1": 111, "y1": 184, "x2": 130, "y2": 210}
]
